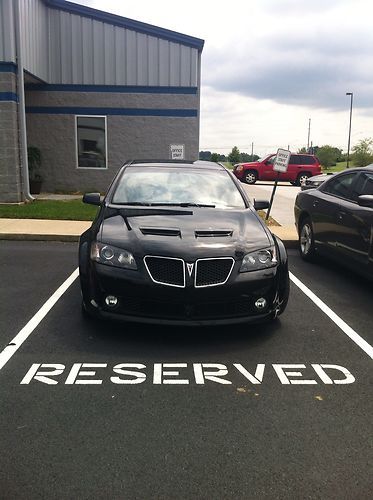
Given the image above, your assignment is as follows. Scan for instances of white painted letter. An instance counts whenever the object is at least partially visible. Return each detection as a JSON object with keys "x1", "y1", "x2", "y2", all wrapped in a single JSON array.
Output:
[
  {"x1": 233, "y1": 363, "x2": 265, "y2": 384},
  {"x1": 193, "y1": 363, "x2": 232, "y2": 385},
  {"x1": 273, "y1": 364, "x2": 317, "y2": 385},
  {"x1": 312, "y1": 364, "x2": 355, "y2": 385},
  {"x1": 65, "y1": 363, "x2": 107, "y2": 384},
  {"x1": 153, "y1": 363, "x2": 189, "y2": 384},
  {"x1": 111, "y1": 364, "x2": 146, "y2": 384},
  {"x1": 20, "y1": 363, "x2": 65, "y2": 385}
]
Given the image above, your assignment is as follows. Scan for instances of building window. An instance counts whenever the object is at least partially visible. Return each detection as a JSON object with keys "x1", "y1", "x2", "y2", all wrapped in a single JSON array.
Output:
[{"x1": 76, "y1": 116, "x2": 107, "y2": 169}]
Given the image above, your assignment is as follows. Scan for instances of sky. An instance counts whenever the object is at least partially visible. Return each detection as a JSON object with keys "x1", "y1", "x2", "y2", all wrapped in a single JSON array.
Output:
[{"x1": 71, "y1": 0, "x2": 373, "y2": 156}]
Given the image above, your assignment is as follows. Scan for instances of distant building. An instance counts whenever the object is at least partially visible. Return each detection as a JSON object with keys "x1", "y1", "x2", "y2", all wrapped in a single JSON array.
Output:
[{"x1": 0, "y1": 0, "x2": 204, "y2": 201}]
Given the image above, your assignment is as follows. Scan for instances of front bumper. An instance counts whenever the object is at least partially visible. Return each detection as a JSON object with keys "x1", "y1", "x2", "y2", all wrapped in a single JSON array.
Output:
[{"x1": 82, "y1": 260, "x2": 287, "y2": 325}]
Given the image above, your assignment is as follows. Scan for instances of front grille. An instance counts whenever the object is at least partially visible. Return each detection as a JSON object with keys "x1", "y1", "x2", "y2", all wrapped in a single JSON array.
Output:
[
  {"x1": 144, "y1": 256, "x2": 185, "y2": 287},
  {"x1": 195, "y1": 258, "x2": 234, "y2": 287},
  {"x1": 114, "y1": 295, "x2": 255, "y2": 320}
]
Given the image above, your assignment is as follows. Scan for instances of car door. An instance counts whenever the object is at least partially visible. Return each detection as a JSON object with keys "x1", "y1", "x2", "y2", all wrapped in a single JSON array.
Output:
[
  {"x1": 313, "y1": 172, "x2": 359, "y2": 253},
  {"x1": 261, "y1": 155, "x2": 277, "y2": 181},
  {"x1": 334, "y1": 171, "x2": 373, "y2": 271}
]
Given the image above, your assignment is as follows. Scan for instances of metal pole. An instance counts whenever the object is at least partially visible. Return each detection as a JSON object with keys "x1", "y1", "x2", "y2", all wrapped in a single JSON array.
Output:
[
  {"x1": 251, "y1": 142, "x2": 253, "y2": 159},
  {"x1": 265, "y1": 172, "x2": 280, "y2": 221},
  {"x1": 307, "y1": 118, "x2": 311, "y2": 151},
  {"x1": 346, "y1": 92, "x2": 353, "y2": 168},
  {"x1": 14, "y1": 0, "x2": 34, "y2": 201}
]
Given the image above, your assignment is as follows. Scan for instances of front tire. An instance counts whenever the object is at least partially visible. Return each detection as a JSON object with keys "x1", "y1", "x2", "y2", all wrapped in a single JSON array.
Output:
[
  {"x1": 244, "y1": 170, "x2": 258, "y2": 184},
  {"x1": 299, "y1": 217, "x2": 316, "y2": 261},
  {"x1": 296, "y1": 173, "x2": 310, "y2": 186}
]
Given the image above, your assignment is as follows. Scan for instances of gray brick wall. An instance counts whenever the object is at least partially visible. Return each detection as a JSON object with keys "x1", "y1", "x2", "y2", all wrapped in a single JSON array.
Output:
[
  {"x1": 0, "y1": 72, "x2": 23, "y2": 203},
  {"x1": 25, "y1": 90, "x2": 200, "y2": 193}
]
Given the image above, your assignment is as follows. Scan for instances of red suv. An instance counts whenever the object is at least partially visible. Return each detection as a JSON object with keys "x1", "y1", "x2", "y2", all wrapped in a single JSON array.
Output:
[{"x1": 233, "y1": 153, "x2": 322, "y2": 186}]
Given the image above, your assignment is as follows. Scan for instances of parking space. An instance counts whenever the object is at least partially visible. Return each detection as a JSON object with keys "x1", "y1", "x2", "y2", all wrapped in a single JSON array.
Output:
[{"x1": 0, "y1": 242, "x2": 372, "y2": 498}]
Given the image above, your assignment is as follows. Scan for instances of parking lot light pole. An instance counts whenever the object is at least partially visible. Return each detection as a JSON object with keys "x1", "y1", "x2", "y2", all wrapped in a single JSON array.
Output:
[{"x1": 346, "y1": 92, "x2": 353, "y2": 168}]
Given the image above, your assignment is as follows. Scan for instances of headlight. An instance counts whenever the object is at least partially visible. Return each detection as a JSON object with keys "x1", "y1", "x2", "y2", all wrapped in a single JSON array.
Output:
[
  {"x1": 90, "y1": 242, "x2": 137, "y2": 270},
  {"x1": 239, "y1": 247, "x2": 277, "y2": 272}
]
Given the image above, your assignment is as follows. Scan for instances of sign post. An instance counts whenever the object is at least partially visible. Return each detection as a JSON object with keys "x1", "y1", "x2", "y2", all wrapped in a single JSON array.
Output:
[{"x1": 265, "y1": 148, "x2": 291, "y2": 221}]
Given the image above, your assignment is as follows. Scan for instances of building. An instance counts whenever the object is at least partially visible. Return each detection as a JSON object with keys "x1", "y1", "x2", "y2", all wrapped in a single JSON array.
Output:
[{"x1": 0, "y1": 0, "x2": 204, "y2": 202}]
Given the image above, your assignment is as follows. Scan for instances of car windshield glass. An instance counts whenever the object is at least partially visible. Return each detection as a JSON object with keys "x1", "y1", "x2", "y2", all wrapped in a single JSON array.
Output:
[{"x1": 112, "y1": 167, "x2": 246, "y2": 208}]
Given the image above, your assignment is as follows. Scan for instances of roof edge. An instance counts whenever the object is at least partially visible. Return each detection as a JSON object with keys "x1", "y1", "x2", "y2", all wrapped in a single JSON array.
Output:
[{"x1": 44, "y1": 0, "x2": 205, "y2": 51}]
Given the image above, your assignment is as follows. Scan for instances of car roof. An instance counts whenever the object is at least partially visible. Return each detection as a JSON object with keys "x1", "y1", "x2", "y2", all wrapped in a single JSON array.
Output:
[{"x1": 124, "y1": 160, "x2": 226, "y2": 170}]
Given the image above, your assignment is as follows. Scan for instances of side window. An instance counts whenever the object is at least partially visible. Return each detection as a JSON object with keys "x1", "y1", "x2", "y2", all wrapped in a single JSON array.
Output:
[
  {"x1": 322, "y1": 173, "x2": 357, "y2": 201},
  {"x1": 288, "y1": 155, "x2": 298, "y2": 165},
  {"x1": 352, "y1": 173, "x2": 373, "y2": 199},
  {"x1": 76, "y1": 116, "x2": 107, "y2": 169}
]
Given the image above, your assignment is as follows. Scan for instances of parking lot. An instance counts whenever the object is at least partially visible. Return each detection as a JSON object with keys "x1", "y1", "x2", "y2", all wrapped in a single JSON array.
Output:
[{"x1": 0, "y1": 241, "x2": 372, "y2": 499}]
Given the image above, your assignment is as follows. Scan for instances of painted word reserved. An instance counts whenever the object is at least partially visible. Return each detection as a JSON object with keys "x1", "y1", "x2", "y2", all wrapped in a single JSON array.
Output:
[{"x1": 20, "y1": 363, "x2": 355, "y2": 385}]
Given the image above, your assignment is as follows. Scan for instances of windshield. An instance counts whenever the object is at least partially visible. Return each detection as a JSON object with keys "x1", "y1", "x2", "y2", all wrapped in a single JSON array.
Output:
[{"x1": 112, "y1": 167, "x2": 246, "y2": 209}]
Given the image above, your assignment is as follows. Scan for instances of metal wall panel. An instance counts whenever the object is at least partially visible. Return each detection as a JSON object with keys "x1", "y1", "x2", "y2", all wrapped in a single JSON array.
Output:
[
  {"x1": 20, "y1": 0, "x2": 48, "y2": 80},
  {"x1": 0, "y1": 0, "x2": 16, "y2": 62},
  {"x1": 1, "y1": 1, "x2": 199, "y2": 86},
  {"x1": 47, "y1": 8, "x2": 199, "y2": 86}
]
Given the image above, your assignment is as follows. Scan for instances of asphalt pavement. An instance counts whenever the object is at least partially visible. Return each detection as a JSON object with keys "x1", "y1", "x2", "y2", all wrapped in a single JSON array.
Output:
[{"x1": 0, "y1": 241, "x2": 372, "y2": 499}]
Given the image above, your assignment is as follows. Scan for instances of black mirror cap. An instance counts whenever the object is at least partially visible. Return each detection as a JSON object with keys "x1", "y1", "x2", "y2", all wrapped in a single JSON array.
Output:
[
  {"x1": 83, "y1": 192, "x2": 101, "y2": 206},
  {"x1": 254, "y1": 199, "x2": 270, "y2": 210},
  {"x1": 358, "y1": 194, "x2": 373, "y2": 208}
]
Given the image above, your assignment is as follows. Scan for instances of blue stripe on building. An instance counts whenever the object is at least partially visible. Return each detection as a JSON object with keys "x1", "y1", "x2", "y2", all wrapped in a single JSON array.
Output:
[
  {"x1": 25, "y1": 84, "x2": 198, "y2": 94},
  {"x1": 25, "y1": 107, "x2": 198, "y2": 117},
  {"x1": 0, "y1": 62, "x2": 17, "y2": 73},
  {"x1": 0, "y1": 92, "x2": 18, "y2": 102}
]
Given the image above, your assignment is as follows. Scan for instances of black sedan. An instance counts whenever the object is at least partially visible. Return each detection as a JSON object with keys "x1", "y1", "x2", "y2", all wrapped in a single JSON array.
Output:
[
  {"x1": 79, "y1": 161, "x2": 289, "y2": 325},
  {"x1": 295, "y1": 165, "x2": 373, "y2": 279}
]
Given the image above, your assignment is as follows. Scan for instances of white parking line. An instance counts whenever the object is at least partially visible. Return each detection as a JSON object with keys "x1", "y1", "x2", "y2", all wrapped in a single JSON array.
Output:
[
  {"x1": 0, "y1": 268, "x2": 79, "y2": 371},
  {"x1": 290, "y1": 272, "x2": 373, "y2": 360}
]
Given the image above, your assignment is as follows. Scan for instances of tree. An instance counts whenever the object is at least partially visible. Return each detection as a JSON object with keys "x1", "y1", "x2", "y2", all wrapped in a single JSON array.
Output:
[
  {"x1": 352, "y1": 138, "x2": 373, "y2": 167},
  {"x1": 240, "y1": 152, "x2": 259, "y2": 162},
  {"x1": 228, "y1": 146, "x2": 240, "y2": 164},
  {"x1": 316, "y1": 145, "x2": 342, "y2": 168},
  {"x1": 199, "y1": 151, "x2": 212, "y2": 161},
  {"x1": 211, "y1": 153, "x2": 219, "y2": 162}
]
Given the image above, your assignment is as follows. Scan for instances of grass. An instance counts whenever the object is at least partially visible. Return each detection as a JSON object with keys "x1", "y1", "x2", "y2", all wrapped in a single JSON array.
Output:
[
  {"x1": 0, "y1": 199, "x2": 99, "y2": 220},
  {"x1": 0, "y1": 199, "x2": 279, "y2": 226}
]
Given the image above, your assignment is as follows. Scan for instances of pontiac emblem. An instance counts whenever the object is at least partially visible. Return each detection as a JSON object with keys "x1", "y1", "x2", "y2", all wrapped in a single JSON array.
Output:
[{"x1": 186, "y1": 263, "x2": 194, "y2": 277}]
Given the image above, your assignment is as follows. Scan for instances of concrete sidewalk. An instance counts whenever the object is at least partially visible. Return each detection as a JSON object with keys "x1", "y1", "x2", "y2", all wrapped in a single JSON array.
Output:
[{"x1": 0, "y1": 218, "x2": 298, "y2": 248}]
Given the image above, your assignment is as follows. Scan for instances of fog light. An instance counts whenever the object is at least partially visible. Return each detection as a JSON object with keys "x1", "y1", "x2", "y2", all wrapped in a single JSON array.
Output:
[
  {"x1": 255, "y1": 297, "x2": 267, "y2": 310},
  {"x1": 105, "y1": 295, "x2": 118, "y2": 307}
]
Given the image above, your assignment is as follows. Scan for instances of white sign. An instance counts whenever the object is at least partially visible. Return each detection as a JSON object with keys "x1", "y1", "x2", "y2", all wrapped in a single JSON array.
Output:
[
  {"x1": 273, "y1": 148, "x2": 291, "y2": 173},
  {"x1": 170, "y1": 144, "x2": 185, "y2": 160}
]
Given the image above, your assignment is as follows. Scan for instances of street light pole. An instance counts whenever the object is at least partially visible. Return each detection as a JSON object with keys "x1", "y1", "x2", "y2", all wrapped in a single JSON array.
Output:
[
  {"x1": 346, "y1": 92, "x2": 353, "y2": 168},
  {"x1": 307, "y1": 118, "x2": 311, "y2": 152}
]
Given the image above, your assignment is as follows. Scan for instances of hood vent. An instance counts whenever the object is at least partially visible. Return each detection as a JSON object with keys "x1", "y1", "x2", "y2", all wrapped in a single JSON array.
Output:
[
  {"x1": 195, "y1": 230, "x2": 233, "y2": 238},
  {"x1": 140, "y1": 227, "x2": 181, "y2": 237}
]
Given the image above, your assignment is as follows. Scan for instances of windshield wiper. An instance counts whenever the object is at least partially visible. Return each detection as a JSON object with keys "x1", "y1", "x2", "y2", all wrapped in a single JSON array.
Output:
[
  {"x1": 148, "y1": 202, "x2": 216, "y2": 208},
  {"x1": 112, "y1": 202, "x2": 152, "y2": 206}
]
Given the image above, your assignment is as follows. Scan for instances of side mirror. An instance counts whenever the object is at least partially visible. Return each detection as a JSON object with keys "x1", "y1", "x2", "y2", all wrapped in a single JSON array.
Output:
[
  {"x1": 358, "y1": 194, "x2": 373, "y2": 208},
  {"x1": 254, "y1": 199, "x2": 270, "y2": 210},
  {"x1": 83, "y1": 192, "x2": 101, "y2": 206}
]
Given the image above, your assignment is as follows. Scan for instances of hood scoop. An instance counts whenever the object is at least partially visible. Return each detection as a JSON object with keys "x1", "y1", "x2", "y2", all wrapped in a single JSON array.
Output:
[
  {"x1": 140, "y1": 227, "x2": 181, "y2": 237},
  {"x1": 195, "y1": 230, "x2": 233, "y2": 238}
]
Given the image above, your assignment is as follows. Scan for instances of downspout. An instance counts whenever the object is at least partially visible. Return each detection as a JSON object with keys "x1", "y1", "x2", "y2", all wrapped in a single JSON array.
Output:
[{"x1": 14, "y1": 0, "x2": 34, "y2": 202}]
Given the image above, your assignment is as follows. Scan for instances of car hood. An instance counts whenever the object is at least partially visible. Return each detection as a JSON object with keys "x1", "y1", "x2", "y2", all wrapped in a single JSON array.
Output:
[{"x1": 99, "y1": 207, "x2": 272, "y2": 259}]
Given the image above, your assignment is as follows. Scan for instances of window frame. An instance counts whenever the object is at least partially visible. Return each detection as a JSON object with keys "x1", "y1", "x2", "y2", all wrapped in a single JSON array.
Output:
[
  {"x1": 75, "y1": 115, "x2": 108, "y2": 170},
  {"x1": 320, "y1": 171, "x2": 359, "y2": 203}
]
